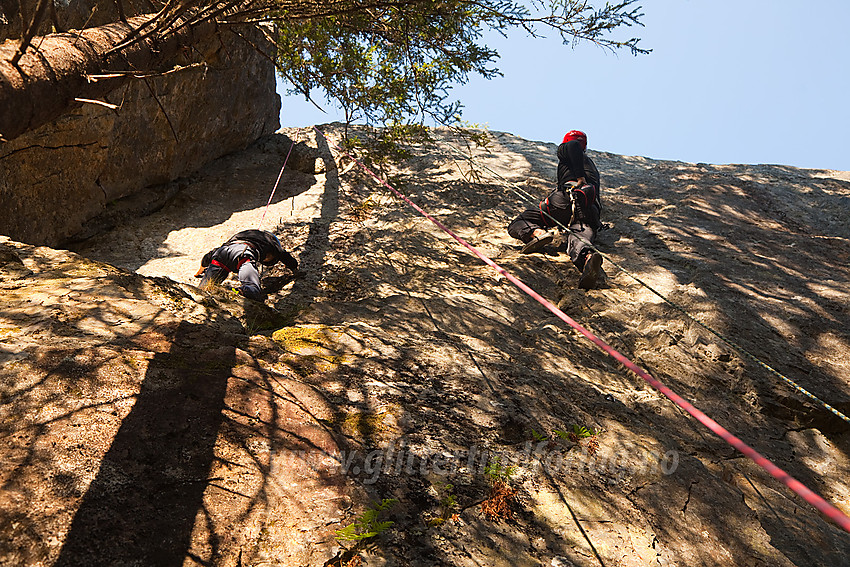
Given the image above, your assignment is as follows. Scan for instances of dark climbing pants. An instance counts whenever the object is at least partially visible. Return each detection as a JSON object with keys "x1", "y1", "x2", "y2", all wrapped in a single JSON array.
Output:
[
  {"x1": 199, "y1": 242, "x2": 266, "y2": 301},
  {"x1": 507, "y1": 206, "x2": 597, "y2": 267},
  {"x1": 507, "y1": 209, "x2": 549, "y2": 243},
  {"x1": 566, "y1": 223, "x2": 597, "y2": 269},
  {"x1": 199, "y1": 261, "x2": 265, "y2": 301}
]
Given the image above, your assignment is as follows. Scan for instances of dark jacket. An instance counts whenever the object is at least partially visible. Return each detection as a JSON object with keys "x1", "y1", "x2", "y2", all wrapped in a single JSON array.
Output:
[
  {"x1": 557, "y1": 140, "x2": 600, "y2": 191},
  {"x1": 541, "y1": 140, "x2": 602, "y2": 229},
  {"x1": 202, "y1": 230, "x2": 298, "y2": 273}
]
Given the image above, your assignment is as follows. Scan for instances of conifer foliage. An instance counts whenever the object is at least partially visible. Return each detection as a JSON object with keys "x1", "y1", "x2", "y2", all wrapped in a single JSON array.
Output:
[
  {"x1": 272, "y1": 0, "x2": 649, "y2": 129},
  {"x1": 0, "y1": 0, "x2": 647, "y2": 141}
]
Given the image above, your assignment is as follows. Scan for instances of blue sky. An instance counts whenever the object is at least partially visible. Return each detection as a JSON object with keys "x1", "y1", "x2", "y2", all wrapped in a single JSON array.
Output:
[{"x1": 277, "y1": 0, "x2": 850, "y2": 172}]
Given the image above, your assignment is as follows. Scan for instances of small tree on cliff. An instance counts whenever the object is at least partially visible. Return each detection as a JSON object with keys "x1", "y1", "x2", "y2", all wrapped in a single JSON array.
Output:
[
  {"x1": 271, "y1": 1, "x2": 648, "y2": 135},
  {"x1": 0, "y1": 0, "x2": 648, "y2": 143}
]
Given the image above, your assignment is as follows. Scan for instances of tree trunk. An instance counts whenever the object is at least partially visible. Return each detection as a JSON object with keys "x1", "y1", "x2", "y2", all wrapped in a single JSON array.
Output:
[{"x1": 0, "y1": 14, "x2": 217, "y2": 142}]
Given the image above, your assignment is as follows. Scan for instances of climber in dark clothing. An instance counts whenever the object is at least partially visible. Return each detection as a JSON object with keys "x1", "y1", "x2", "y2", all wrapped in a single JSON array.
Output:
[
  {"x1": 195, "y1": 229, "x2": 298, "y2": 301},
  {"x1": 507, "y1": 130, "x2": 604, "y2": 289}
]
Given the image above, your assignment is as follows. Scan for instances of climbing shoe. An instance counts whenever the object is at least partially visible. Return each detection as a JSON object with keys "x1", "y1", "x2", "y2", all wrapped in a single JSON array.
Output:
[
  {"x1": 578, "y1": 252, "x2": 603, "y2": 290},
  {"x1": 521, "y1": 231, "x2": 554, "y2": 254}
]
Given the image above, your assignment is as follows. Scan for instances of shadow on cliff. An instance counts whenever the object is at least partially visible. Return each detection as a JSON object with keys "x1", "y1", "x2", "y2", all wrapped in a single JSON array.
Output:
[
  {"x1": 274, "y1": 130, "x2": 340, "y2": 311},
  {"x1": 68, "y1": 132, "x2": 321, "y2": 274},
  {"x1": 40, "y1": 127, "x2": 850, "y2": 565},
  {"x1": 53, "y1": 320, "x2": 235, "y2": 566},
  {"x1": 603, "y1": 161, "x2": 850, "y2": 434},
  {"x1": 288, "y1": 141, "x2": 850, "y2": 564},
  {"x1": 573, "y1": 158, "x2": 850, "y2": 563}
]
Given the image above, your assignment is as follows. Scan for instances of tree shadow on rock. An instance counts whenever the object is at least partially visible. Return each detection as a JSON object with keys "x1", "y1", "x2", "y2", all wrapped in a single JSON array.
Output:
[
  {"x1": 54, "y1": 320, "x2": 235, "y2": 567},
  {"x1": 276, "y1": 126, "x2": 341, "y2": 311}
]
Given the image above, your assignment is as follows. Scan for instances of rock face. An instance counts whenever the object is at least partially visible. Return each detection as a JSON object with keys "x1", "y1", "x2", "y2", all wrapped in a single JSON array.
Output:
[
  {"x1": 0, "y1": 0, "x2": 140, "y2": 41},
  {"x1": 0, "y1": 236, "x2": 345, "y2": 566},
  {"x1": 0, "y1": 23, "x2": 280, "y2": 246},
  {"x1": 2, "y1": 125, "x2": 850, "y2": 566}
]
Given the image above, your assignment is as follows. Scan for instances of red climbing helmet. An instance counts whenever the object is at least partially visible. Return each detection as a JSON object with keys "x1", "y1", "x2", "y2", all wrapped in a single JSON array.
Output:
[{"x1": 562, "y1": 130, "x2": 587, "y2": 150}]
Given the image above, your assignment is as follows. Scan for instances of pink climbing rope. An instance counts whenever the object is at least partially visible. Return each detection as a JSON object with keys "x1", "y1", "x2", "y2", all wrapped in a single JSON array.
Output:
[
  {"x1": 259, "y1": 140, "x2": 295, "y2": 229},
  {"x1": 313, "y1": 126, "x2": 850, "y2": 534}
]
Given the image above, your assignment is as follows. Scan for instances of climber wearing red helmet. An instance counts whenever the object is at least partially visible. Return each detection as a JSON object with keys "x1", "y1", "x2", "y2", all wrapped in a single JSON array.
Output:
[
  {"x1": 507, "y1": 129, "x2": 604, "y2": 289},
  {"x1": 562, "y1": 130, "x2": 587, "y2": 150}
]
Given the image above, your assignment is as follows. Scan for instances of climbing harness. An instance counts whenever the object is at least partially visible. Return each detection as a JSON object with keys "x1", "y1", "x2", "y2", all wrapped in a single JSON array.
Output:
[
  {"x1": 209, "y1": 256, "x2": 252, "y2": 273},
  {"x1": 313, "y1": 125, "x2": 850, "y2": 533}
]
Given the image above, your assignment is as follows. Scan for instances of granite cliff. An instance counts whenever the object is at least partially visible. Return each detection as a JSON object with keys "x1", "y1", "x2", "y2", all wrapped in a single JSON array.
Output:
[
  {"x1": 0, "y1": 9, "x2": 279, "y2": 246},
  {"x1": 2, "y1": 125, "x2": 850, "y2": 565}
]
